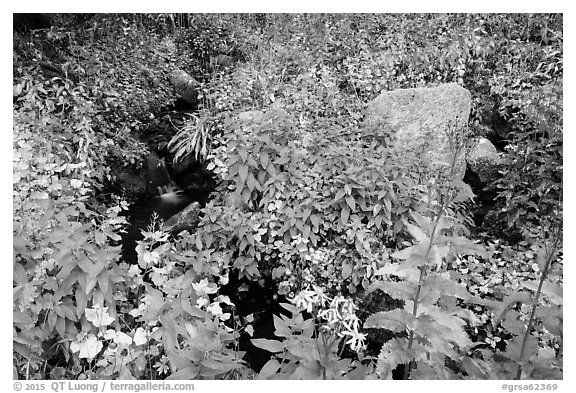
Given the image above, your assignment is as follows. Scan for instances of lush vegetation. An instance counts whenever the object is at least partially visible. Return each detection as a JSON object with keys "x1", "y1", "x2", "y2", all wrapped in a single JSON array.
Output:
[{"x1": 13, "y1": 14, "x2": 562, "y2": 380}]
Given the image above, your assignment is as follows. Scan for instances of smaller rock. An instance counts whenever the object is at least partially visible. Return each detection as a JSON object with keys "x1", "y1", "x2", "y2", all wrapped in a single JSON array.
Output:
[
  {"x1": 163, "y1": 201, "x2": 201, "y2": 234},
  {"x1": 169, "y1": 69, "x2": 200, "y2": 108},
  {"x1": 467, "y1": 137, "x2": 503, "y2": 184},
  {"x1": 463, "y1": 137, "x2": 504, "y2": 228}
]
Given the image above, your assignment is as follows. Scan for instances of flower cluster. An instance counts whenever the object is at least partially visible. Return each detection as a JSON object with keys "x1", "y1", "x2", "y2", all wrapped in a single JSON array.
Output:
[
  {"x1": 290, "y1": 284, "x2": 329, "y2": 312},
  {"x1": 321, "y1": 296, "x2": 367, "y2": 352},
  {"x1": 289, "y1": 286, "x2": 367, "y2": 352}
]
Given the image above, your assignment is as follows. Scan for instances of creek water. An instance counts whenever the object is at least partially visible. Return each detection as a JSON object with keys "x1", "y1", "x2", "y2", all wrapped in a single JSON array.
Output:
[
  {"x1": 120, "y1": 191, "x2": 209, "y2": 264},
  {"x1": 120, "y1": 152, "x2": 212, "y2": 264},
  {"x1": 120, "y1": 152, "x2": 278, "y2": 372}
]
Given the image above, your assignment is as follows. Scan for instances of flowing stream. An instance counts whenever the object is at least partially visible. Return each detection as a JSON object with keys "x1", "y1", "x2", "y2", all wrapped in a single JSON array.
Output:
[
  {"x1": 120, "y1": 151, "x2": 278, "y2": 372},
  {"x1": 120, "y1": 152, "x2": 211, "y2": 263}
]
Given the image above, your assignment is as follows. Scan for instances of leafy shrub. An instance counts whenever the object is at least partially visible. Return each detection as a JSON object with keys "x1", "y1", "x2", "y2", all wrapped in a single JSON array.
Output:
[
  {"x1": 192, "y1": 108, "x2": 418, "y2": 287},
  {"x1": 460, "y1": 233, "x2": 563, "y2": 379},
  {"x1": 182, "y1": 15, "x2": 238, "y2": 63},
  {"x1": 14, "y1": 13, "x2": 562, "y2": 381},
  {"x1": 13, "y1": 115, "x2": 129, "y2": 377},
  {"x1": 111, "y1": 220, "x2": 249, "y2": 380},
  {"x1": 251, "y1": 300, "x2": 375, "y2": 379},
  {"x1": 12, "y1": 15, "x2": 245, "y2": 379}
]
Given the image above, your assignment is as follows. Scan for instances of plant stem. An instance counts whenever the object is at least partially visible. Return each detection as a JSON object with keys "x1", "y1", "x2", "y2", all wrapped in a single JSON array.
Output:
[
  {"x1": 514, "y1": 236, "x2": 558, "y2": 380},
  {"x1": 404, "y1": 207, "x2": 444, "y2": 379}
]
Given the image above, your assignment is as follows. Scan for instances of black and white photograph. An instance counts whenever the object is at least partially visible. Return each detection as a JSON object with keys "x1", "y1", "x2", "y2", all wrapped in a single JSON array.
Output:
[{"x1": 11, "y1": 7, "x2": 564, "y2": 385}]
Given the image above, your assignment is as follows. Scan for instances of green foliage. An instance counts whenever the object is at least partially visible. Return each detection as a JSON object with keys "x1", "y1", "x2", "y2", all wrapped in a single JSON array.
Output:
[
  {"x1": 362, "y1": 173, "x2": 487, "y2": 379},
  {"x1": 493, "y1": 85, "x2": 562, "y2": 238},
  {"x1": 186, "y1": 14, "x2": 562, "y2": 245},
  {"x1": 13, "y1": 16, "x2": 180, "y2": 180},
  {"x1": 13, "y1": 117, "x2": 129, "y2": 377},
  {"x1": 252, "y1": 301, "x2": 375, "y2": 379},
  {"x1": 12, "y1": 15, "x2": 248, "y2": 379},
  {"x1": 182, "y1": 15, "x2": 238, "y2": 63},
  {"x1": 465, "y1": 230, "x2": 563, "y2": 380},
  {"x1": 193, "y1": 107, "x2": 424, "y2": 294},
  {"x1": 14, "y1": 13, "x2": 562, "y2": 381},
  {"x1": 113, "y1": 222, "x2": 249, "y2": 380},
  {"x1": 186, "y1": 106, "x2": 488, "y2": 380},
  {"x1": 468, "y1": 14, "x2": 563, "y2": 240}
]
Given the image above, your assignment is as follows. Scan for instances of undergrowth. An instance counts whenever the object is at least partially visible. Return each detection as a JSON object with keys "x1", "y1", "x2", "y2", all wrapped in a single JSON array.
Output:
[{"x1": 13, "y1": 14, "x2": 562, "y2": 380}]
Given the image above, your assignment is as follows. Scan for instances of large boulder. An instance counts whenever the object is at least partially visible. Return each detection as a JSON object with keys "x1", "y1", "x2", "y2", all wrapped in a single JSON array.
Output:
[
  {"x1": 169, "y1": 69, "x2": 200, "y2": 108},
  {"x1": 365, "y1": 83, "x2": 472, "y2": 179}
]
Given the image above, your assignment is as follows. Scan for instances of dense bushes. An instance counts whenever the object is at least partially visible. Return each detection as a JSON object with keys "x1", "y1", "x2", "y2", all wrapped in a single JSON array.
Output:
[{"x1": 13, "y1": 14, "x2": 562, "y2": 380}]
